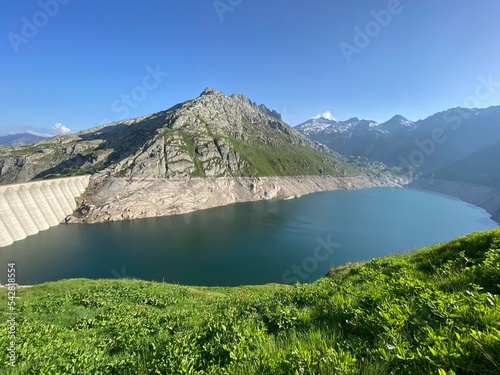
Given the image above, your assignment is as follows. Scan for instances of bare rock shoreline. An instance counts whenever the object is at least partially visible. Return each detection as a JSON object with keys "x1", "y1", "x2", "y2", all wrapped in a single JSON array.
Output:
[
  {"x1": 407, "y1": 178, "x2": 500, "y2": 225},
  {"x1": 66, "y1": 174, "x2": 410, "y2": 224}
]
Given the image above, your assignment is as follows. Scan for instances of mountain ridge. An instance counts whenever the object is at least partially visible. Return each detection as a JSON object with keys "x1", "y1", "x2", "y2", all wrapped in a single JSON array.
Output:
[
  {"x1": 0, "y1": 88, "x2": 391, "y2": 186},
  {"x1": 296, "y1": 105, "x2": 500, "y2": 188},
  {"x1": 0, "y1": 132, "x2": 48, "y2": 146}
]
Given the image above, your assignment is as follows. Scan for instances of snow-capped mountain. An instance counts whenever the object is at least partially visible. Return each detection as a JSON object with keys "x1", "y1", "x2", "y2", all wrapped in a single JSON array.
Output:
[
  {"x1": 295, "y1": 114, "x2": 387, "y2": 158},
  {"x1": 378, "y1": 115, "x2": 416, "y2": 133},
  {"x1": 295, "y1": 106, "x2": 500, "y2": 190},
  {"x1": 296, "y1": 114, "x2": 380, "y2": 137},
  {"x1": 296, "y1": 112, "x2": 416, "y2": 138},
  {"x1": 297, "y1": 115, "x2": 337, "y2": 135},
  {"x1": 314, "y1": 111, "x2": 335, "y2": 121}
]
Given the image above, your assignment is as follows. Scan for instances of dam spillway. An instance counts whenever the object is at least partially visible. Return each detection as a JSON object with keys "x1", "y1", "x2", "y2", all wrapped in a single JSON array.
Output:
[{"x1": 0, "y1": 175, "x2": 90, "y2": 248}]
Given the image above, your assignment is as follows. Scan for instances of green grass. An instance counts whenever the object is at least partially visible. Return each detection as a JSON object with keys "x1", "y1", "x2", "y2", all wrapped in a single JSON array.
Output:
[
  {"x1": 1, "y1": 229, "x2": 499, "y2": 374},
  {"x1": 176, "y1": 131, "x2": 205, "y2": 177},
  {"x1": 225, "y1": 135, "x2": 354, "y2": 177}
]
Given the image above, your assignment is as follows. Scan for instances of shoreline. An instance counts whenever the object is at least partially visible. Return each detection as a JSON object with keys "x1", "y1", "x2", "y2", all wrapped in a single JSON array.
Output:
[
  {"x1": 66, "y1": 174, "x2": 410, "y2": 224},
  {"x1": 407, "y1": 178, "x2": 500, "y2": 226}
]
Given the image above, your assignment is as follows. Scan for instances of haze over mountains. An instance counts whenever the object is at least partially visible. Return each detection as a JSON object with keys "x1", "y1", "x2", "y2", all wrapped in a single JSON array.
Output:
[
  {"x1": 0, "y1": 132, "x2": 48, "y2": 146},
  {"x1": 296, "y1": 106, "x2": 500, "y2": 189}
]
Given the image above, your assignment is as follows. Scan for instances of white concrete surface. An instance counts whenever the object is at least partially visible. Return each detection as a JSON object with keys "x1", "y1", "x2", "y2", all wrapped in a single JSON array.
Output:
[{"x1": 0, "y1": 175, "x2": 90, "y2": 248}]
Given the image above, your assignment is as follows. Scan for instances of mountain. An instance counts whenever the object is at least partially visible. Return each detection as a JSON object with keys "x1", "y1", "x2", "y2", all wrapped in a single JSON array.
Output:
[
  {"x1": 431, "y1": 136, "x2": 500, "y2": 188},
  {"x1": 295, "y1": 114, "x2": 403, "y2": 159},
  {"x1": 378, "y1": 115, "x2": 417, "y2": 133},
  {"x1": 296, "y1": 106, "x2": 500, "y2": 188},
  {"x1": 0, "y1": 88, "x2": 380, "y2": 185},
  {"x1": 314, "y1": 111, "x2": 336, "y2": 121},
  {"x1": 0, "y1": 132, "x2": 48, "y2": 146}
]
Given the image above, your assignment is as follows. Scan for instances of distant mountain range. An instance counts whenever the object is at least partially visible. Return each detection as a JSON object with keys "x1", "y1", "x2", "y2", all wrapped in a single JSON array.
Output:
[
  {"x1": 296, "y1": 106, "x2": 500, "y2": 188},
  {"x1": 0, "y1": 132, "x2": 48, "y2": 146}
]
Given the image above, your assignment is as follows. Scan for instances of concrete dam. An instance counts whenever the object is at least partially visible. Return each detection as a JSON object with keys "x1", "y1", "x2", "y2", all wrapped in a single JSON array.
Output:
[{"x1": 0, "y1": 175, "x2": 90, "y2": 248}]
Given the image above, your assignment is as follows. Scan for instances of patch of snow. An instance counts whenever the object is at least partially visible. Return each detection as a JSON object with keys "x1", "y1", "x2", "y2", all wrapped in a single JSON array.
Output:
[{"x1": 314, "y1": 111, "x2": 336, "y2": 121}]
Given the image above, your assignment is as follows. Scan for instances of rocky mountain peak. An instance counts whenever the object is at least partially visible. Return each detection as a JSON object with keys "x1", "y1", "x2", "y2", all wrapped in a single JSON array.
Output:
[
  {"x1": 257, "y1": 104, "x2": 282, "y2": 121},
  {"x1": 345, "y1": 117, "x2": 360, "y2": 123},
  {"x1": 386, "y1": 114, "x2": 413, "y2": 125},
  {"x1": 229, "y1": 93, "x2": 252, "y2": 105},
  {"x1": 391, "y1": 114, "x2": 406, "y2": 121},
  {"x1": 314, "y1": 111, "x2": 336, "y2": 121},
  {"x1": 200, "y1": 87, "x2": 223, "y2": 96},
  {"x1": 227, "y1": 93, "x2": 282, "y2": 121},
  {"x1": 379, "y1": 115, "x2": 415, "y2": 132},
  {"x1": 0, "y1": 88, "x2": 347, "y2": 184}
]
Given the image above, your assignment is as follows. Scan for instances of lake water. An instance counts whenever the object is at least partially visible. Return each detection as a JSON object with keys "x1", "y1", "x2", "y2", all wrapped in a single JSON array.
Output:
[{"x1": 0, "y1": 187, "x2": 497, "y2": 286}]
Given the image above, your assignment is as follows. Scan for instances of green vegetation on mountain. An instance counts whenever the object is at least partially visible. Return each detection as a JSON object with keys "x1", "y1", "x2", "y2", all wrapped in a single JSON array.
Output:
[
  {"x1": 222, "y1": 135, "x2": 354, "y2": 177},
  {"x1": 2, "y1": 229, "x2": 499, "y2": 374}
]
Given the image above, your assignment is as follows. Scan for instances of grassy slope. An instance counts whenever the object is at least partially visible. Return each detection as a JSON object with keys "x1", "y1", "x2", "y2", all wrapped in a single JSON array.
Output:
[
  {"x1": 226, "y1": 135, "x2": 354, "y2": 177},
  {"x1": 1, "y1": 229, "x2": 499, "y2": 374}
]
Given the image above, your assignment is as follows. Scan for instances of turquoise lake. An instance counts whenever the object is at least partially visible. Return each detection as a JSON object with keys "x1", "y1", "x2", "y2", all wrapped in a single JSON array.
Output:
[{"x1": 0, "y1": 187, "x2": 497, "y2": 286}]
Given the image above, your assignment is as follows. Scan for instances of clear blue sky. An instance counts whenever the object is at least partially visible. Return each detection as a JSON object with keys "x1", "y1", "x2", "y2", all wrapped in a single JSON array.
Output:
[{"x1": 1, "y1": 0, "x2": 500, "y2": 135}]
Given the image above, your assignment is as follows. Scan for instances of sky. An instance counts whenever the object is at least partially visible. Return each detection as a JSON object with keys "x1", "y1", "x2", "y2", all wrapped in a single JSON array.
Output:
[{"x1": 1, "y1": 0, "x2": 500, "y2": 136}]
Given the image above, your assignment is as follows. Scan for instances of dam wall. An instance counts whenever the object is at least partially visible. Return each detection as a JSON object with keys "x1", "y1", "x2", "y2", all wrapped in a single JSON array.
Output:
[{"x1": 0, "y1": 175, "x2": 90, "y2": 248}]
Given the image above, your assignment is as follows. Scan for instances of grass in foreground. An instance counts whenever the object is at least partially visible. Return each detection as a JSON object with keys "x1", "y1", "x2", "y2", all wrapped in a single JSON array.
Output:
[{"x1": 1, "y1": 229, "x2": 499, "y2": 374}]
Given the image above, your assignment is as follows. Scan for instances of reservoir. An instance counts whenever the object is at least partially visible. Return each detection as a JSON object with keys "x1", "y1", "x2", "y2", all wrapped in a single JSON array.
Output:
[{"x1": 0, "y1": 187, "x2": 497, "y2": 286}]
